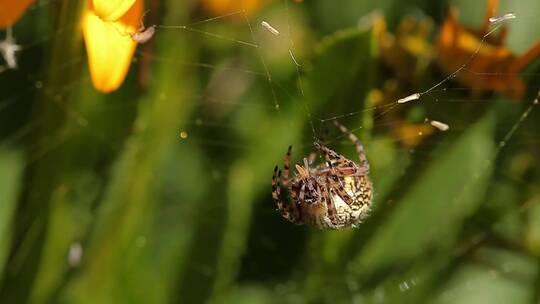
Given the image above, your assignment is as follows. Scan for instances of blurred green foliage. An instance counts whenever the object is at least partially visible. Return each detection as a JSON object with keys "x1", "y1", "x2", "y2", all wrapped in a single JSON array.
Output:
[{"x1": 1, "y1": 0, "x2": 540, "y2": 303}]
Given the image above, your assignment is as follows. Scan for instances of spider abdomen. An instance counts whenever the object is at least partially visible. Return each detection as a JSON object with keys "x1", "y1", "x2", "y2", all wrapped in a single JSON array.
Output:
[
  {"x1": 332, "y1": 176, "x2": 373, "y2": 227},
  {"x1": 271, "y1": 122, "x2": 373, "y2": 229}
]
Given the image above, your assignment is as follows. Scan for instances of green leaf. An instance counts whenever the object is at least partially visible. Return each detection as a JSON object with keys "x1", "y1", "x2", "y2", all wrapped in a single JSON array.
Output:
[
  {"x1": 306, "y1": 27, "x2": 377, "y2": 117},
  {"x1": 525, "y1": 195, "x2": 540, "y2": 256},
  {"x1": 210, "y1": 165, "x2": 257, "y2": 301},
  {"x1": 432, "y1": 248, "x2": 536, "y2": 304},
  {"x1": 59, "y1": 2, "x2": 199, "y2": 303},
  {"x1": 0, "y1": 148, "x2": 24, "y2": 280},
  {"x1": 300, "y1": 27, "x2": 378, "y2": 302},
  {"x1": 350, "y1": 111, "x2": 496, "y2": 277},
  {"x1": 220, "y1": 285, "x2": 274, "y2": 304}
]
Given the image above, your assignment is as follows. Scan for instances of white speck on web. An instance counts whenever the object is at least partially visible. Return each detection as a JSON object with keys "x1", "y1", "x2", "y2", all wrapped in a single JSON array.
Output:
[
  {"x1": 398, "y1": 281, "x2": 411, "y2": 292},
  {"x1": 289, "y1": 49, "x2": 301, "y2": 67},
  {"x1": 261, "y1": 21, "x2": 280, "y2": 36},
  {"x1": 68, "y1": 242, "x2": 83, "y2": 267},
  {"x1": 489, "y1": 13, "x2": 516, "y2": 24},
  {"x1": 397, "y1": 93, "x2": 420, "y2": 104},
  {"x1": 430, "y1": 120, "x2": 450, "y2": 131},
  {"x1": 0, "y1": 27, "x2": 22, "y2": 70}
]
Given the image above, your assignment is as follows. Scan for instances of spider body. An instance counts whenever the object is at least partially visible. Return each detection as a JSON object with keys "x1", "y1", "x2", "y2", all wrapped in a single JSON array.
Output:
[
  {"x1": 128, "y1": 10, "x2": 155, "y2": 44},
  {"x1": 272, "y1": 122, "x2": 373, "y2": 229},
  {"x1": 131, "y1": 25, "x2": 156, "y2": 44}
]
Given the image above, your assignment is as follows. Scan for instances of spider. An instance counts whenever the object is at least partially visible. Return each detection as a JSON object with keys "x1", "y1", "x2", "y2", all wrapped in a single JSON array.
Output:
[
  {"x1": 271, "y1": 121, "x2": 373, "y2": 229},
  {"x1": 112, "y1": 10, "x2": 156, "y2": 44}
]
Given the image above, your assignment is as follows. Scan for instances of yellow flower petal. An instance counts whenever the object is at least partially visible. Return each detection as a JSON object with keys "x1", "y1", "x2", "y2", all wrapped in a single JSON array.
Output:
[
  {"x1": 0, "y1": 0, "x2": 33, "y2": 28},
  {"x1": 82, "y1": 0, "x2": 142, "y2": 93},
  {"x1": 91, "y1": 0, "x2": 136, "y2": 21}
]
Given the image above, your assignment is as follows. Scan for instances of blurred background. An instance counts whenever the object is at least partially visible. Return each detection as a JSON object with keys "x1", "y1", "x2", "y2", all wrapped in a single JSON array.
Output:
[{"x1": 1, "y1": 0, "x2": 540, "y2": 303}]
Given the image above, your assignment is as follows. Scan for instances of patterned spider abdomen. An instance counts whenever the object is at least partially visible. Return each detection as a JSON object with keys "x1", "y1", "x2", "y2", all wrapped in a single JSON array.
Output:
[
  {"x1": 271, "y1": 122, "x2": 373, "y2": 230},
  {"x1": 287, "y1": 167, "x2": 373, "y2": 230},
  {"x1": 330, "y1": 175, "x2": 373, "y2": 228}
]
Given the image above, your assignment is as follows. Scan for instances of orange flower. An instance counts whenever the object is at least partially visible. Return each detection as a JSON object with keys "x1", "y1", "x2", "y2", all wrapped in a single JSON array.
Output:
[
  {"x1": 1, "y1": 0, "x2": 142, "y2": 92},
  {"x1": 201, "y1": 0, "x2": 265, "y2": 17},
  {"x1": 436, "y1": 0, "x2": 540, "y2": 99},
  {"x1": 370, "y1": 13, "x2": 434, "y2": 84},
  {"x1": 393, "y1": 122, "x2": 434, "y2": 148},
  {"x1": 0, "y1": 0, "x2": 33, "y2": 28},
  {"x1": 82, "y1": 0, "x2": 143, "y2": 93}
]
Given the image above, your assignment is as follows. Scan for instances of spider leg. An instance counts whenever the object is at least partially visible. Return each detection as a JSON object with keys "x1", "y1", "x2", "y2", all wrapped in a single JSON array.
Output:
[
  {"x1": 332, "y1": 121, "x2": 370, "y2": 174},
  {"x1": 287, "y1": 180, "x2": 301, "y2": 222},
  {"x1": 329, "y1": 176, "x2": 354, "y2": 206},
  {"x1": 298, "y1": 183, "x2": 306, "y2": 201},
  {"x1": 139, "y1": 9, "x2": 151, "y2": 30},
  {"x1": 271, "y1": 166, "x2": 286, "y2": 212},
  {"x1": 283, "y1": 146, "x2": 303, "y2": 219},
  {"x1": 322, "y1": 184, "x2": 339, "y2": 227},
  {"x1": 272, "y1": 166, "x2": 300, "y2": 224},
  {"x1": 282, "y1": 145, "x2": 292, "y2": 187},
  {"x1": 314, "y1": 142, "x2": 341, "y2": 162},
  {"x1": 325, "y1": 160, "x2": 339, "y2": 180},
  {"x1": 337, "y1": 166, "x2": 369, "y2": 176},
  {"x1": 324, "y1": 160, "x2": 355, "y2": 205},
  {"x1": 316, "y1": 143, "x2": 353, "y2": 180},
  {"x1": 315, "y1": 142, "x2": 357, "y2": 173},
  {"x1": 280, "y1": 146, "x2": 303, "y2": 223}
]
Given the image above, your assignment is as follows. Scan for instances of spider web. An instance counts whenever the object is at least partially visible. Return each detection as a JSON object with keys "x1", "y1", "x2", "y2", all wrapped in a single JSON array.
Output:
[{"x1": 0, "y1": 0, "x2": 539, "y2": 303}]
